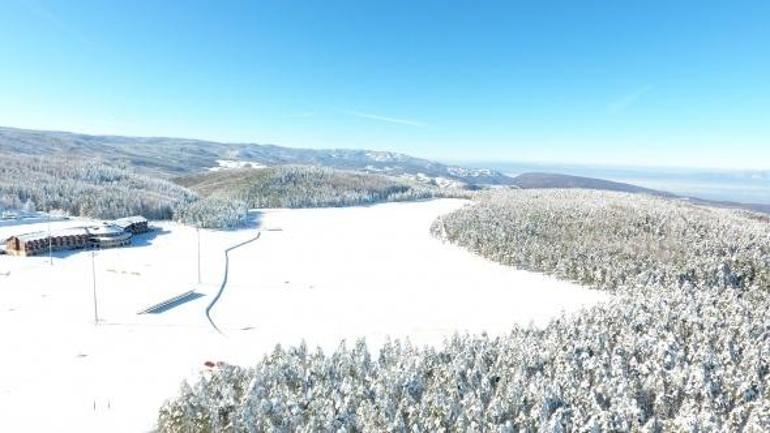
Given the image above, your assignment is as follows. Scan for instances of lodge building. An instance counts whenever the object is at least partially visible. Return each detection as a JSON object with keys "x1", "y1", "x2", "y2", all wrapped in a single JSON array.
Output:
[
  {"x1": 89, "y1": 224, "x2": 133, "y2": 248},
  {"x1": 5, "y1": 228, "x2": 91, "y2": 256},
  {"x1": 113, "y1": 216, "x2": 150, "y2": 234},
  {"x1": 3, "y1": 215, "x2": 149, "y2": 257}
]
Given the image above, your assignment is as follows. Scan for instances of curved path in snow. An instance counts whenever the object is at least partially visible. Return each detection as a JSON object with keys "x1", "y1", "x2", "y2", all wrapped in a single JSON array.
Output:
[{"x1": 205, "y1": 232, "x2": 262, "y2": 333}]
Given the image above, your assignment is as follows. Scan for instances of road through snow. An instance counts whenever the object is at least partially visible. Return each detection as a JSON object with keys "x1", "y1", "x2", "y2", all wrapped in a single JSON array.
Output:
[{"x1": 205, "y1": 232, "x2": 262, "y2": 333}]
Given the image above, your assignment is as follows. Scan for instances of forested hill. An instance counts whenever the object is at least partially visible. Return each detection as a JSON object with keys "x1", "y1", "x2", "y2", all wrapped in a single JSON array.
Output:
[
  {"x1": 511, "y1": 172, "x2": 676, "y2": 197},
  {"x1": 0, "y1": 126, "x2": 514, "y2": 185},
  {"x1": 511, "y1": 172, "x2": 770, "y2": 215},
  {"x1": 175, "y1": 165, "x2": 471, "y2": 208},
  {"x1": 0, "y1": 153, "x2": 195, "y2": 219},
  {"x1": 0, "y1": 153, "x2": 470, "y2": 228}
]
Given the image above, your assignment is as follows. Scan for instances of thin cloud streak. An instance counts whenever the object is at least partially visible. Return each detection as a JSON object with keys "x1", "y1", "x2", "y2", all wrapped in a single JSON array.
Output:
[
  {"x1": 608, "y1": 86, "x2": 653, "y2": 114},
  {"x1": 345, "y1": 110, "x2": 426, "y2": 127}
]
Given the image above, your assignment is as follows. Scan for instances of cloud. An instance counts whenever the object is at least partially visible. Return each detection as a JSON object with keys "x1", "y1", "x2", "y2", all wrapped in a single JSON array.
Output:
[
  {"x1": 608, "y1": 86, "x2": 653, "y2": 114},
  {"x1": 345, "y1": 110, "x2": 426, "y2": 127}
]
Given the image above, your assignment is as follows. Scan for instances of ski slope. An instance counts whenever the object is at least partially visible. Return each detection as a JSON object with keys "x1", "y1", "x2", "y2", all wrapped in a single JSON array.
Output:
[{"x1": 0, "y1": 199, "x2": 606, "y2": 432}]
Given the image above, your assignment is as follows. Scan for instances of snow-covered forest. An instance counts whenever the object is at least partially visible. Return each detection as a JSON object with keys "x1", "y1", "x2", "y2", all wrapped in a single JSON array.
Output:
[
  {"x1": 173, "y1": 198, "x2": 249, "y2": 229},
  {"x1": 432, "y1": 190, "x2": 770, "y2": 293},
  {"x1": 157, "y1": 190, "x2": 770, "y2": 432},
  {"x1": 0, "y1": 154, "x2": 196, "y2": 220},
  {"x1": 175, "y1": 165, "x2": 473, "y2": 209},
  {"x1": 0, "y1": 155, "x2": 470, "y2": 229}
]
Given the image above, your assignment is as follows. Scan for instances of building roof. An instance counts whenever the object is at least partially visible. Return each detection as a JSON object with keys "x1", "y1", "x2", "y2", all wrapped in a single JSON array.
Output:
[
  {"x1": 90, "y1": 228, "x2": 132, "y2": 243},
  {"x1": 88, "y1": 224, "x2": 126, "y2": 236},
  {"x1": 11, "y1": 227, "x2": 90, "y2": 243},
  {"x1": 112, "y1": 216, "x2": 147, "y2": 228},
  {"x1": 6, "y1": 216, "x2": 147, "y2": 245}
]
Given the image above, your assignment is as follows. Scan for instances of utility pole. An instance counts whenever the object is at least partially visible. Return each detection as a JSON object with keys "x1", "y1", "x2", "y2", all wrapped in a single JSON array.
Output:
[
  {"x1": 91, "y1": 250, "x2": 99, "y2": 325},
  {"x1": 196, "y1": 226, "x2": 201, "y2": 284},
  {"x1": 48, "y1": 211, "x2": 53, "y2": 265}
]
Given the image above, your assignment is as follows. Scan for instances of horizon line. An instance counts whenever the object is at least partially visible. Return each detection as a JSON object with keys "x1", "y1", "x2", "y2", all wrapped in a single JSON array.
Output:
[{"x1": 1, "y1": 123, "x2": 767, "y2": 173}]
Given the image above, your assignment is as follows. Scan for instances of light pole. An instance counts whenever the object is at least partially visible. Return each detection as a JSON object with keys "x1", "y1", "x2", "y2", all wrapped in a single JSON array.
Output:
[
  {"x1": 196, "y1": 226, "x2": 201, "y2": 284},
  {"x1": 91, "y1": 250, "x2": 99, "y2": 325},
  {"x1": 47, "y1": 211, "x2": 52, "y2": 265}
]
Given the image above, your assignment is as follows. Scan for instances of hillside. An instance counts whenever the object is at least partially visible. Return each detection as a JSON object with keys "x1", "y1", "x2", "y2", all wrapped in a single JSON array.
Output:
[
  {"x1": 0, "y1": 126, "x2": 514, "y2": 185},
  {"x1": 433, "y1": 189, "x2": 770, "y2": 291},
  {"x1": 511, "y1": 172, "x2": 675, "y2": 196},
  {"x1": 0, "y1": 153, "x2": 195, "y2": 220},
  {"x1": 159, "y1": 189, "x2": 770, "y2": 432},
  {"x1": 511, "y1": 171, "x2": 770, "y2": 215},
  {"x1": 175, "y1": 165, "x2": 471, "y2": 208}
]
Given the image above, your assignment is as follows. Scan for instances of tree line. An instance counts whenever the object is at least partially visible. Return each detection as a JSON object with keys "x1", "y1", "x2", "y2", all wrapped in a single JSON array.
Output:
[
  {"x1": 176, "y1": 165, "x2": 474, "y2": 209},
  {"x1": 0, "y1": 153, "x2": 197, "y2": 220}
]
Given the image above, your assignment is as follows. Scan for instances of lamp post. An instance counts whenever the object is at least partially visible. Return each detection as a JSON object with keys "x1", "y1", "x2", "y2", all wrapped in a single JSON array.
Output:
[
  {"x1": 91, "y1": 249, "x2": 99, "y2": 325},
  {"x1": 196, "y1": 226, "x2": 201, "y2": 284},
  {"x1": 47, "y1": 211, "x2": 52, "y2": 265}
]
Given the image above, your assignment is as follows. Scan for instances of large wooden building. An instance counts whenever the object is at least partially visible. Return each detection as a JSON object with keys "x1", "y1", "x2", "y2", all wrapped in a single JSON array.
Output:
[
  {"x1": 4, "y1": 228, "x2": 91, "y2": 257},
  {"x1": 4, "y1": 215, "x2": 151, "y2": 257}
]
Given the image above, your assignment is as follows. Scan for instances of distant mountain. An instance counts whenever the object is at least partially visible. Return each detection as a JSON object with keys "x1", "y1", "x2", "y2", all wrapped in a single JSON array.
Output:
[
  {"x1": 466, "y1": 160, "x2": 770, "y2": 206},
  {"x1": 511, "y1": 172, "x2": 770, "y2": 215},
  {"x1": 683, "y1": 197, "x2": 770, "y2": 217},
  {"x1": 2, "y1": 126, "x2": 766, "y2": 215},
  {"x1": 511, "y1": 172, "x2": 676, "y2": 197},
  {"x1": 0, "y1": 126, "x2": 514, "y2": 186}
]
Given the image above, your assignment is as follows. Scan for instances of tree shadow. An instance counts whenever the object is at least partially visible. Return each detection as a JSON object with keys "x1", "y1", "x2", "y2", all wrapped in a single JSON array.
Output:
[
  {"x1": 138, "y1": 291, "x2": 206, "y2": 314},
  {"x1": 244, "y1": 210, "x2": 263, "y2": 230},
  {"x1": 130, "y1": 227, "x2": 170, "y2": 248},
  {"x1": 45, "y1": 227, "x2": 170, "y2": 258}
]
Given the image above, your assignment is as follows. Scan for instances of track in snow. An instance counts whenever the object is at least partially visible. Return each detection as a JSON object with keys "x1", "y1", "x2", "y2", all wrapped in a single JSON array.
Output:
[{"x1": 205, "y1": 232, "x2": 262, "y2": 333}]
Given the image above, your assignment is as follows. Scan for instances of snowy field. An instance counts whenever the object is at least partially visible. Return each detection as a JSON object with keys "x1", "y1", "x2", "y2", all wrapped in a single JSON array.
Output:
[
  {"x1": 208, "y1": 159, "x2": 266, "y2": 171},
  {"x1": 0, "y1": 199, "x2": 606, "y2": 432}
]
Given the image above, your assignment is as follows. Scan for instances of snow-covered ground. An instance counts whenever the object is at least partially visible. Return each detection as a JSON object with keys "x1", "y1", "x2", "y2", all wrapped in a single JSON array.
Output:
[
  {"x1": 0, "y1": 210, "x2": 69, "y2": 229},
  {"x1": 0, "y1": 199, "x2": 606, "y2": 432},
  {"x1": 208, "y1": 159, "x2": 266, "y2": 171}
]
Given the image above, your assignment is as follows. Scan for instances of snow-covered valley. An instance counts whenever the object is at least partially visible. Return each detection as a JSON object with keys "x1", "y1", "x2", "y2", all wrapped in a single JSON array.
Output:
[{"x1": 0, "y1": 199, "x2": 606, "y2": 432}]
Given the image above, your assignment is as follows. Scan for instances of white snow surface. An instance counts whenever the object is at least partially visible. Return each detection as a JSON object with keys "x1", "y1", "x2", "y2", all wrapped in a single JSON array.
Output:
[
  {"x1": 0, "y1": 199, "x2": 606, "y2": 432},
  {"x1": 208, "y1": 159, "x2": 266, "y2": 171}
]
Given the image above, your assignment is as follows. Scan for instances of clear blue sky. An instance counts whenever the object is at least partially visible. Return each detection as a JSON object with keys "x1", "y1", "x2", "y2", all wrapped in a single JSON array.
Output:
[{"x1": 1, "y1": 0, "x2": 768, "y2": 169}]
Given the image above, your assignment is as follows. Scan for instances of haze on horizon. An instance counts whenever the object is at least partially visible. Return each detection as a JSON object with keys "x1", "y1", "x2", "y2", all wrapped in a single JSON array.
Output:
[{"x1": 0, "y1": 0, "x2": 768, "y2": 170}]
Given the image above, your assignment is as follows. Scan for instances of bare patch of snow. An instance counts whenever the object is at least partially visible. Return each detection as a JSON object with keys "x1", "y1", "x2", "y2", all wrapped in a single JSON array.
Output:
[
  {"x1": 446, "y1": 166, "x2": 496, "y2": 177},
  {"x1": 0, "y1": 210, "x2": 70, "y2": 227},
  {"x1": 399, "y1": 173, "x2": 467, "y2": 188},
  {"x1": 364, "y1": 151, "x2": 408, "y2": 162},
  {"x1": 208, "y1": 159, "x2": 266, "y2": 171}
]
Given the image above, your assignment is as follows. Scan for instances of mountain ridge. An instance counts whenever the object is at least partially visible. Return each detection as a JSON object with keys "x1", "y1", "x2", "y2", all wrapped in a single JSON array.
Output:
[
  {"x1": 2, "y1": 125, "x2": 768, "y2": 216},
  {"x1": 509, "y1": 171, "x2": 770, "y2": 215},
  {"x1": 0, "y1": 126, "x2": 514, "y2": 185}
]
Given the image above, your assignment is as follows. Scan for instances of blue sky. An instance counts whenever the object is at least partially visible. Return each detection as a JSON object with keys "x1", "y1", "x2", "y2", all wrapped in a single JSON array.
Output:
[{"x1": 1, "y1": 0, "x2": 768, "y2": 169}]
